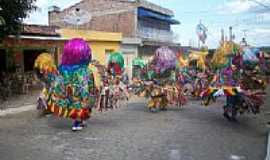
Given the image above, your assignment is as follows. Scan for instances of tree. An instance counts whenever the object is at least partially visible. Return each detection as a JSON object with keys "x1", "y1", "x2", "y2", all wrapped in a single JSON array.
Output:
[{"x1": 0, "y1": 0, "x2": 36, "y2": 39}]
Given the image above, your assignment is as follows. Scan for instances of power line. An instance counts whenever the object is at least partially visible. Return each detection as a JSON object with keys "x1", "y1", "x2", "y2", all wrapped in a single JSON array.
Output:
[{"x1": 247, "y1": 0, "x2": 270, "y2": 10}]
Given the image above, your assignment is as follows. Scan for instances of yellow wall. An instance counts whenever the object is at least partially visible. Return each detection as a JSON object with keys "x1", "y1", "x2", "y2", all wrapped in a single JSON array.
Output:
[
  {"x1": 90, "y1": 41, "x2": 120, "y2": 65},
  {"x1": 58, "y1": 29, "x2": 122, "y2": 65},
  {"x1": 58, "y1": 29, "x2": 122, "y2": 42}
]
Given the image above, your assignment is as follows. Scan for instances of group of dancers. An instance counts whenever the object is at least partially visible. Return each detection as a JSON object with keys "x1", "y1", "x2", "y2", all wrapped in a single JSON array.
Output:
[
  {"x1": 132, "y1": 41, "x2": 269, "y2": 121},
  {"x1": 34, "y1": 38, "x2": 269, "y2": 131}
]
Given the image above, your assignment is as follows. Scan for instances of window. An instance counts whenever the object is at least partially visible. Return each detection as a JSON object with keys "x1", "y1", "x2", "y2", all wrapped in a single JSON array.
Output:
[{"x1": 105, "y1": 49, "x2": 114, "y2": 54}]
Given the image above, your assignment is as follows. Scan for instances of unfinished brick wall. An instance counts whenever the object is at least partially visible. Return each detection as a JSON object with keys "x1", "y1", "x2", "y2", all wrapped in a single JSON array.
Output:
[{"x1": 49, "y1": 0, "x2": 137, "y2": 37}]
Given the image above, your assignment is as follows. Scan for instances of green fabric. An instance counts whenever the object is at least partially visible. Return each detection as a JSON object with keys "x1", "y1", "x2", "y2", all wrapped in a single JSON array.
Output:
[
  {"x1": 49, "y1": 65, "x2": 95, "y2": 110},
  {"x1": 109, "y1": 52, "x2": 125, "y2": 69},
  {"x1": 170, "y1": 71, "x2": 176, "y2": 82},
  {"x1": 132, "y1": 58, "x2": 146, "y2": 68},
  {"x1": 147, "y1": 70, "x2": 155, "y2": 80}
]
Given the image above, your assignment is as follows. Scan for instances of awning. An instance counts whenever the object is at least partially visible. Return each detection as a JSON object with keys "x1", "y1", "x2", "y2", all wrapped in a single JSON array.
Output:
[
  {"x1": 142, "y1": 40, "x2": 181, "y2": 47},
  {"x1": 8, "y1": 35, "x2": 68, "y2": 41},
  {"x1": 138, "y1": 7, "x2": 180, "y2": 25}
]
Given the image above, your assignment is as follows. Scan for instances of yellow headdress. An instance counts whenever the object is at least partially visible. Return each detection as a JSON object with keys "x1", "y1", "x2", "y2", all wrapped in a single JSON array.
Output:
[{"x1": 34, "y1": 53, "x2": 57, "y2": 74}]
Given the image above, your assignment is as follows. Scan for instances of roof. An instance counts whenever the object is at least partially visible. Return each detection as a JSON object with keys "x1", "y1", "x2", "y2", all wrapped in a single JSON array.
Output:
[
  {"x1": 52, "y1": 0, "x2": 174, "y2": 17},
  {"x1": 138, "y1": 7, "x2": 180, "y2": 24},
  {"x1": 22, "y1": 24, "x2": 60, "y2": 37},
  {"x1": 8, "y1": 35, "x2": 68, "y2": 41},
  {"x1": 138, "y1": 0, "x2": 174, "y2": 16}
]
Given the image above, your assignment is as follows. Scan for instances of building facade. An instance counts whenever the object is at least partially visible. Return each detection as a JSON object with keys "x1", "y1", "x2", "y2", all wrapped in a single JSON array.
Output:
[
  {"x1": 58, "y1": 28, "x2": 122, "y2": 65},
  {"x1": 0, "y1": 25, "x2": 123, "y2": 73},
  {"x1": 48, "y1": 0, "x2": 180, "y2": 77},
  {"x1": 0, "y1": 25, "x2": 64, "y2": 73}
]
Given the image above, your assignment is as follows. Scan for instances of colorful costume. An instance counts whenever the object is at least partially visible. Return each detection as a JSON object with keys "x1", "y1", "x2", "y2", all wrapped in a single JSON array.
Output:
[
  {"x1": 134, "y1": 47, "x2": 187, "y2": 112},
  {"x1": 201, "y1": 43, "x2": 268, "y2": 121},
  {"x1": 108, "y1": 52, "x2": 124, "y2": 77},
  {"x1": 98, "y1": 52, "x2": 128, "y2": 110},
  {"x1": 34, "y1": 53, "x2": 58, "y2": 113},
  {"x1": 35, "y1": 39, "x2": 96, "y2": 131}
]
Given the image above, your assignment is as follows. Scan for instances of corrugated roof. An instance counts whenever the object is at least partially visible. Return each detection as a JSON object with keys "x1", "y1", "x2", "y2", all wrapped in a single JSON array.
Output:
[
  {"x1": 138, "y1": 0, "x2": 174, "y2": 16},
  {"x1": 22, "y1": 24, "x2": 60, "y2": 37}
]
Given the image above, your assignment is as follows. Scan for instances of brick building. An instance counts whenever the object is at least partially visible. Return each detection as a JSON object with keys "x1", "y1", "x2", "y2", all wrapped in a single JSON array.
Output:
[
  {"x1": 0, "y1": 24, "x2": 64, "y2": 73},
  {"x1": 48, "y1": 0, "x2": 180, "y2": 77}
]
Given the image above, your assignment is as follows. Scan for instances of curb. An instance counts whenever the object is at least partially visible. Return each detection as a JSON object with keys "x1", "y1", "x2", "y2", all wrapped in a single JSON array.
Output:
[
  {"x1": 0, "y1": 104, "x2": 36, "y2": 117},
  {"x1": 266, "y1": 131, "x2": 270, "y2": 160}
]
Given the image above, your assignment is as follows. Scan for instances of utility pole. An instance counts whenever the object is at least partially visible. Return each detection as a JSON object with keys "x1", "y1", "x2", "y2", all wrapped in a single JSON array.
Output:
[
  {"x1": 229, "y1": 26, "x2": 233, "y2": 42},
  {"x1": 221, "y1": 28, "x2": 225, "y2": 43}
]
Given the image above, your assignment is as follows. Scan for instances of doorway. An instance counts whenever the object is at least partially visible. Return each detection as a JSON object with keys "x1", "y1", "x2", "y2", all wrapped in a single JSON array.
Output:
[
  {"x1": 23, "y1": 49, "x2": 47, "y2": 72},
  {"x1": 0, "y1": 49, "x2": 7, "y2": 72}
]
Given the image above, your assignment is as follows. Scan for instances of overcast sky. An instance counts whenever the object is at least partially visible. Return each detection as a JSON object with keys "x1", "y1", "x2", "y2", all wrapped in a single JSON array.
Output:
[{"x1": 24, "y1": 0, "x2": 270, "y2": 48}]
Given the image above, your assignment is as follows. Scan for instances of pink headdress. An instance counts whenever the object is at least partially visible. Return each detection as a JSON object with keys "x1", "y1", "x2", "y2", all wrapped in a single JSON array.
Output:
[{"x1": 61, "y1": 38, "x2": 92, "y2": 65}]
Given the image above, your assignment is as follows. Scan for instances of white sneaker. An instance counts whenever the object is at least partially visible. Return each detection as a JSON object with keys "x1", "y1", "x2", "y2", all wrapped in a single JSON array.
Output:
[
  {"x1": 81, "y1": 121, "x2": 87, "y2": 127},
  {"x1": 76, "y1": 126, "x2": 83, "y2": 130},
  {"x1": 72, "y1": 126, "x2": 78, "y2": 131},
  {"x1": 72, "y1": 126, "x2": 83, "y2": 131}
]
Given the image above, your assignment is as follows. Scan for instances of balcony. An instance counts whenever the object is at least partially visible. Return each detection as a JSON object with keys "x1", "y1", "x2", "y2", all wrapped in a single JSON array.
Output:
[{"x1": 137, "y1": 26, "x2": 175, "y2": 43}]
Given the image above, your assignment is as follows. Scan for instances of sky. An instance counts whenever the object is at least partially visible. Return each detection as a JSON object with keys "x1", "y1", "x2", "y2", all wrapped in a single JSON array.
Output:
[{"x1": 24, "y1": 0, "x2": 270, "y2": 48}]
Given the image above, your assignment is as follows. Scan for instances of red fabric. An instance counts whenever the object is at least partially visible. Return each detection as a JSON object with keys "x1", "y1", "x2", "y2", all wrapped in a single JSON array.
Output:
[
  {"x1": 108, "y1": 63, "x2": 122, "y2": 75},
  {"x1": 113, "y1": 63, "x2": 122, "y2": 75},
  {"x1": 70, "y1": 108, "x2": 90, "y2": 120}
]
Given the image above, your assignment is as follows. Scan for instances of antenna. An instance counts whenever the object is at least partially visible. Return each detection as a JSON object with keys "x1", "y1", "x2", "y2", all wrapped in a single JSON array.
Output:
[{"x1": 63, "y1": 7, "x2": 92, "y2": 27}]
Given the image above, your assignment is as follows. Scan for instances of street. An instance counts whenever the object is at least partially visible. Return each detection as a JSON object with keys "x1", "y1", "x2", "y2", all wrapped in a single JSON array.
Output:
[
  {"x1": 0, "y1": 0, "x2": 270, "y2": 160},
  {"x1": 0, "y1": 98, "x2": 267, "y2": 160}
]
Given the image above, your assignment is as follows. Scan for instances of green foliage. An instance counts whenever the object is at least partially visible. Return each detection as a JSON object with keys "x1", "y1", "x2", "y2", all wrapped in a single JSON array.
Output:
[
  {"x1": 0, "y1": 0, "x2": 36, "y2": 39},
  {"x1": 0, "y1": 16, "x2": 5, "y2": 25}
]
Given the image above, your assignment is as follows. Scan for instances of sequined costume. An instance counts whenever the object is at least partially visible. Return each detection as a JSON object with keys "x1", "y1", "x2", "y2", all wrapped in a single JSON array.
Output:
[{"x1": 35, "y1": 39, "x2": 97, "y2": 131}]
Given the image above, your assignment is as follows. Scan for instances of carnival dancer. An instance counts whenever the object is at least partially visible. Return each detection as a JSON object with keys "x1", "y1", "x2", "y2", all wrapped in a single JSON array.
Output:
[
  {"x1": 34, "y1": 38, "x2": 96, "y2": 131},
  {"x1": 201, "y1": 47, "x2": 268, "y2": 121},
  {"x1": 107, "y1": 52, "x2": 124, "y2": 78},
  {"x1": 147, "y1": 47, "x2": 185, "y2": 112},
  {"x1": 222, "y1": 66, "x2": 239, "y2": 121},
  {"x1": 34, "y1": 53, "x2": 58, "y2": 116}
]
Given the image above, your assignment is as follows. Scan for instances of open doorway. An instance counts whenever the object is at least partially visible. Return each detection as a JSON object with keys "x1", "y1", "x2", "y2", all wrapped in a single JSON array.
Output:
[
  {"x1": 0, "y1": 49, "x2": 6, "y2": 72},
  {"x1": 23, "y1": 49, "x2": 47, "y2": 72}
]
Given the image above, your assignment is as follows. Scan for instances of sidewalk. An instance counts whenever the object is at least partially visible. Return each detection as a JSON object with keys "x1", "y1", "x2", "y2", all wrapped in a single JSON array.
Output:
[
  {"x1": 0, "y1": 90, "x2": 39, "y2": 114},
  {"x1": 264, "y1": 86, "x2": 270, "y2": 160}
]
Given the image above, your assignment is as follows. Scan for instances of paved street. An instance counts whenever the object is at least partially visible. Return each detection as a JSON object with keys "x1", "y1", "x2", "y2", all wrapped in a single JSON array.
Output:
[{"x1": 0, "y1": 99, "x2": 267, "y2": 160}]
